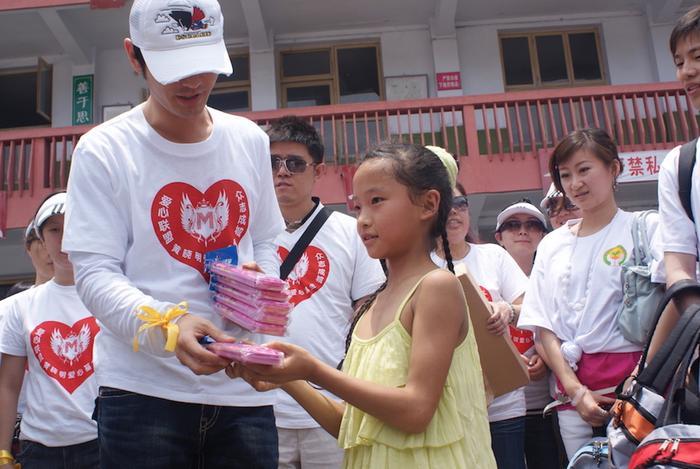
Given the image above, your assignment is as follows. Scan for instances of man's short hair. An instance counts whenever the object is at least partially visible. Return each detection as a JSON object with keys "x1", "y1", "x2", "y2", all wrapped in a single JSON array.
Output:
[
  {"x1": 133, "y1": 45, "x2": 147, "y2": 75},
  {"x1": 670, "y1": 5, "x2": 700, "y2": 54},
  {"x1": 267, "y1": 116, "x2": 324, "y2": 164}
]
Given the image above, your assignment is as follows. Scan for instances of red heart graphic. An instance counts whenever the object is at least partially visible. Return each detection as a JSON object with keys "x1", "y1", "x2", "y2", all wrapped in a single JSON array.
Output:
[
  {"x1": 30, "y1": 318, "x2": 100, "y2": 394},
  {"x1": 510, "y1": 326, "x2": 534, "y2": 354},
  {"x1": 278, "y1": 245, "x2": 330, "y2": 306},
  {"x1": 151, "y1": 180, "x2": 250, "y2": 279}
]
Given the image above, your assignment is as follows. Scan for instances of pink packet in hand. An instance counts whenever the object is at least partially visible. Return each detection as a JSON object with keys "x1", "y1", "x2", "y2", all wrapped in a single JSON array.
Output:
[
  {"x1": 214, "y1": 302, "x2": 288, "y2": 336},
  {"x1": 207, "y1": 342, "x2": 284, "y2": 366},
  {"x1": 214, "y1": 293, "x2": 290, "y2": 325},
  {"x1": 212, "y1": 281, "x2": 292, "y2": 311},
  {"x1": 211, "y1": 277, "x2": 291, "y2": 302},
  {"x1": 210, "y1": 262, "x2": 287, "y2": 292}
]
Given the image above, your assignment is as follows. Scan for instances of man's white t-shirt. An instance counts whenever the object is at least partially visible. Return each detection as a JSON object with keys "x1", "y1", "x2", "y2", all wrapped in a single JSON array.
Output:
[
  {"x1": 519, "y1": 210, "x2": 653, "y2": 360},
  {"x1": 654, "y1": 141, "x2": 700, "y2": 282},
  {"x1": 63, "y1": 105, "x2": 285, "y2": 406},
  {"x1": 432, "y1": 243, "x2": 528, "y2": 423},
  {"x1": 0, "y1": 291, "x2": 31, "y2": 415},
  {"x1": 274, "y1": 203, "x2": 385, "y2": 428},
  {"x1": 0, "y1": 281, "x2": 99, "y2": 446}
]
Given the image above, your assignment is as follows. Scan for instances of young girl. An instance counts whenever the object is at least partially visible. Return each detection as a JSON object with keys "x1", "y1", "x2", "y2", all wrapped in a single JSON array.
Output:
[
  {"x1": 228, "y1": 143, "x2": 496, "y2": 468},
  {"x1": 0, "y1": 192, "x2": 100, "y2": 469},
  {"x1": 518, "y1": 128, "x2": 657, "y2": 458},
  {"x1": 432, "y1": 182, "x2": 530, "y2": 469}
]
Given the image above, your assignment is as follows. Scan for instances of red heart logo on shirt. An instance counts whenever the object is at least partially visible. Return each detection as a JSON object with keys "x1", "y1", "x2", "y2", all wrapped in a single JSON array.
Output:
[
  {"x1": 278, "y1": 245, "x2": 330, "y2": 305},
  {"x1": 151, "y1": 180, "x2": 250, "y2": 279},
  {"x1": 30, "y1": 317, "x2": 100, "y2": 394}
]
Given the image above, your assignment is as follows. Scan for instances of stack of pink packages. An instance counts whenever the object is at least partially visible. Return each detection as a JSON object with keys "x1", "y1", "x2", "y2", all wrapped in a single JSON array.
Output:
[
  {"x1": 209, "y1": 262, "x2": 292, "y2": 336},
  {"x1": 207, "y1": 342, "x2": 284, "y2": 367}
]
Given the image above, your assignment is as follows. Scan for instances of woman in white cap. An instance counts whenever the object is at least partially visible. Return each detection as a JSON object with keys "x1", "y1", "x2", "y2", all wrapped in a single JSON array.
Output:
[
  {"x1": 0, "y1": 192, "x2": 99, "y2": 469},
  {"x1": 540, "y1": 183, "x2": 582, "y2": 229},
  {"x1": 518, "y1": 129, "x2": 658, "y2": 458},
  {"x1": 432, "y1": 181, "x2": 529, "y2": 469},
  {"x1": 494, "y1": 201, "x2": 565, "y2": 469}
]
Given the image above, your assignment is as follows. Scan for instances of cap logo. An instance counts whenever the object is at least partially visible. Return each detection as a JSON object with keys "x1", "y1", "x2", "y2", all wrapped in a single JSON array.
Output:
[{"x1": 155, "y1": 2, "x2": 215, "y2": 41}]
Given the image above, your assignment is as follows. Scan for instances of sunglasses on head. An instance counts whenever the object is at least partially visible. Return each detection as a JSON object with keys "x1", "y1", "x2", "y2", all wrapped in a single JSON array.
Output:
[
  {"x1": 271, "y1": 154, "x2": 313, "y2": 174},
  {"x1": 452, "y1": 195, "x2": 469, "y2": 211},
  {"x1": 500, "y1": 220, "x2": 546, "y2": 233},
  {"x1": 546, "y1": 197, "x2": 577, "y2": 217}
]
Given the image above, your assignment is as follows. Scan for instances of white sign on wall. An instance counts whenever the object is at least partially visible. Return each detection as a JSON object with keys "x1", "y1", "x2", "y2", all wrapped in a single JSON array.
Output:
[{"x1": 617, "y1": 149, "x2": 671, "y2": 183}]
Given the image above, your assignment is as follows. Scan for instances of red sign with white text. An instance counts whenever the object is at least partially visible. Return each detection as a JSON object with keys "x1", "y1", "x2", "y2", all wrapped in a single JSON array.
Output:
[{"x1": 436, "y1": 72, "x2": 462, "y2": 91}]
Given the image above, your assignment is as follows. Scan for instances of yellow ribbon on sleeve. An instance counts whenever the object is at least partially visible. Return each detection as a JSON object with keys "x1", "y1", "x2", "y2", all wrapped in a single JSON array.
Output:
[{"x1": 132, "y1": 302, "x2": 189, "y2": 353}]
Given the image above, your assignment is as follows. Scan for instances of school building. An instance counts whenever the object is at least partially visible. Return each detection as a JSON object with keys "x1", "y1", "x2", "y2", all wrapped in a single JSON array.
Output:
[{"x1": 0, "y1": 0, "x2": 698, "y2": 288}]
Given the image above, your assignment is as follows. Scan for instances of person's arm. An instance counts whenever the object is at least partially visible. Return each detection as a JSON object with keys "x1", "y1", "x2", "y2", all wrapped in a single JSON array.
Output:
[
  {"x1": 239, "y1": 270, "x2": 467, "y2": 434},
  {"x1": 647, "y1": 252, "x2": 700, "y2": 360},
  {"x1": 647, "y1": 148, "x2": 700, "y2": 359},
  {"x1": 0, "y1": 354, "x2": 25, "y2": 463},
  {"x1": 64, "y1": 142, "x2": 233, "y2": 374},
  {"x1": 249, "y1": 132, "x2": 285, "y2": 275},
  {"x1": 538, "y1": 327, "x2": 612, "y2": 426}
]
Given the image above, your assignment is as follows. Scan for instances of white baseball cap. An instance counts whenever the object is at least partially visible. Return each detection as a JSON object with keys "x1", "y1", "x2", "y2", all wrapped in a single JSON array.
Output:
[
  {"x1": 129, "y1": 0, "x2": 233, "y2": 85},
  {"x1": 34, "y1": 192, "x2": 67, "y2": 236},
  {"x1": 495, "y1": 201, "x2": 547, "y2": 231},
  {"x1": 540, "y1": 183, "x2": 561, "y2": 210}
]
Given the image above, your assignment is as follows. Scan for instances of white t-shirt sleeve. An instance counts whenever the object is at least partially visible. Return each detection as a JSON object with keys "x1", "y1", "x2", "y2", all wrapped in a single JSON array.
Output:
[
  {"x1": 658, "y1": 145, "x2": 698, "y2": 257},
  {"x1": 248, "y1": 133, "x2": 285, "y2": 275},
  {"x1": 65, "y1": 140, "x2": 174, "y2": 356},
  {"x1": 497, "y1": 249, "x2": 529, "y2": 303},
  {"x1": 518, "y1": 240, "x2": 555, "y2": 332},
  {"x1": 0, "y1": 300, "x2": 27, "y2": 357},
  {"x1": 70, "y1": 252, "x2": 175, "y2": 356},
  {"x1": 350, "y1": 231, "x2": 385, "y2": 302}
]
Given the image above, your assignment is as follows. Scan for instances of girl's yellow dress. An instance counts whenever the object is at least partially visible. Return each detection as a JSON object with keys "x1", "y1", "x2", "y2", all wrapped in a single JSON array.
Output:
[{"x1": 338, "y1": 275, "x2": 497, "y2": 469}]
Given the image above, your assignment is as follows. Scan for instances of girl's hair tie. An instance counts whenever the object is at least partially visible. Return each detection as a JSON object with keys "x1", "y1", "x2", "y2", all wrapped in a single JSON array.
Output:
[{"x1": 425, "y1": 145, "x2": 458, "y2": 190}]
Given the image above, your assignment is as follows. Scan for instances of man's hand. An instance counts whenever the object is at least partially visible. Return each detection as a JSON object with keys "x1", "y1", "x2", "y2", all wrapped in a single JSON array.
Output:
[{"x1": 175, "y1": 314, "x2": 236, "y2": 375}]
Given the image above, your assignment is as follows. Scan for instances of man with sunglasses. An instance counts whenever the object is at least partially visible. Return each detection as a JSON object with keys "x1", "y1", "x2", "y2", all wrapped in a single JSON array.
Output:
[
  {"x1": 267, "y1": 116, "x2": 385, "y2": 469},
  {"x1": 540, "y1": 183, "x2": 582, "y2": 229}
]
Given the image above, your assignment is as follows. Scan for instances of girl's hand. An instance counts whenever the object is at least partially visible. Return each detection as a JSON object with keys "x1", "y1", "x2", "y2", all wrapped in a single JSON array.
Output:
[
  {"x1": 575, "y1": 390, "x2": 614, "y2": 427},
  {"x1": 229, "y1": 342, "x2": 318, "y2": 385},
  {"x1": 487, "y1": 302, "x2": 510, "y2": 336},
  {"x1": 225, "y1": 362, "x2": 281, "y2": 392}
]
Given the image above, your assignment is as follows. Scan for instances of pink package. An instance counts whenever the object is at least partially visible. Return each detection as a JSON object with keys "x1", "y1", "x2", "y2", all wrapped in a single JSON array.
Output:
[
  {"x1": 207, "y1": 342, "x2": 284, "y2": 366},
  {"x1": 210, "y1": 263, "x2": 287, "y2": 292},
  {"x1": 214, "y1": 294, "x2": 290, "y2": 325},
  {"x1": 215, "y1": 302, "x2": 287, "y2": 336},
  {"x1": 211, "y1": 275, "x2": 290, "y2": 304}
]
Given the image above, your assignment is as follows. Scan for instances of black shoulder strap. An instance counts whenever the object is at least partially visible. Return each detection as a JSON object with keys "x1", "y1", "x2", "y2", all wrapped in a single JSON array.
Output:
[
  {"x1": 679, "y1": 138, "x2": 698, "y2": 223},
  {"x1": 279, "y1": 207, "x2": 331, "y2": 280}
]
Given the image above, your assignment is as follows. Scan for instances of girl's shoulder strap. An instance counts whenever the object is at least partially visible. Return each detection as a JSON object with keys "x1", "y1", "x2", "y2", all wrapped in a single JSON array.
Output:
[{"x1": 393, "y1": 270, "x2": 439, "y2": 322}]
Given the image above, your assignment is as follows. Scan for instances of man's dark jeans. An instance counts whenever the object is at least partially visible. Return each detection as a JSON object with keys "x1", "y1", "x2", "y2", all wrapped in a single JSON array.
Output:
[
  {"x1": 17, "y1": 439, "x2": 99, "y2": 469},
  {"x1": 525, "y1": 412, "x2": 567, "y2": 469},
  {"x1": 96, "y1": 387, "x2": 278, "y2": 469}
]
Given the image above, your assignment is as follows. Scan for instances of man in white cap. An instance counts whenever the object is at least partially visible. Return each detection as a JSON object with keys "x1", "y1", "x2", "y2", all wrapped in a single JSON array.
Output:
[
  {"x1": 62, "y1": 0, "x2": 284, "y2": 467},
  {"x1": 540, "y1": 183, "x2": 582, "y2": 229}
]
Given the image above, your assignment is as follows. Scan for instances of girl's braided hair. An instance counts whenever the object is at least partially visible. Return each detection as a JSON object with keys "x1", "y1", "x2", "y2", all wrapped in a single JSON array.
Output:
[{"x1": 338, "y1": 143, "x2": 457, "y2": 369}]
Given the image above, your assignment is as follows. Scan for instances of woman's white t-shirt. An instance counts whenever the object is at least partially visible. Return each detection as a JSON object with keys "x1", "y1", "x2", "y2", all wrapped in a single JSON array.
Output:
[
  {"x1": 0, "y1": 280, "x2": 99, "y2": 446},
  {"x1": 519, "y1": 210, "x2": 653, "y2": 362},
  {"x1": 432, "y1": 243, "x2": 528, "y2": 422}
]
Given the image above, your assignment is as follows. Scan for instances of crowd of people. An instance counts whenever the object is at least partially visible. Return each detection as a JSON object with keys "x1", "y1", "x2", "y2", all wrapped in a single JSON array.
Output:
[{"x1": 0, "y1": 0, "x2": 700, "y2": 468}]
